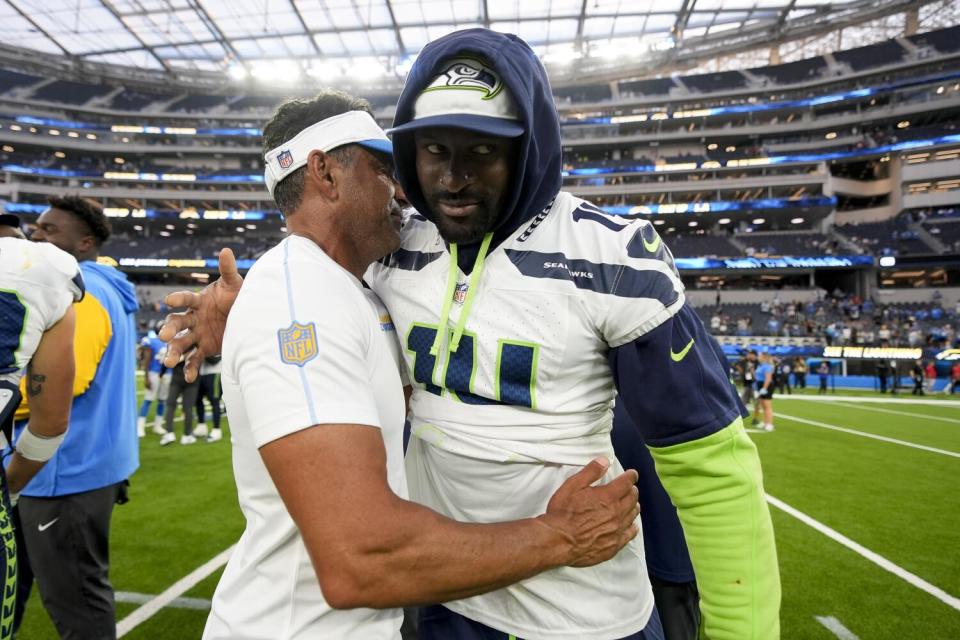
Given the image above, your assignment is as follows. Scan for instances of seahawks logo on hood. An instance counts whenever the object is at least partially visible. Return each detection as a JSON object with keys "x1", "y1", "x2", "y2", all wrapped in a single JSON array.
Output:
[{"x1": 422, "y1": 58, "x2": 504, "y2": 101}]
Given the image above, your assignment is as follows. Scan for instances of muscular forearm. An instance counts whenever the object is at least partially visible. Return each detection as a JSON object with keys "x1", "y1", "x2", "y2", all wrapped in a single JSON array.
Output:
[
  {"x1": 312, "y1": 497, "x2": 570, "y2": 609},
  {"x1": 650, "y1": 419, "x2": 781, "y2": 640}
]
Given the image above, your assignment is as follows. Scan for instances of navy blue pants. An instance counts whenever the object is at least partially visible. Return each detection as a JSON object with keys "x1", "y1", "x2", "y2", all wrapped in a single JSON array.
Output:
[{"x1": 418, "y1": 604, "x2": 665, "y2": 640}]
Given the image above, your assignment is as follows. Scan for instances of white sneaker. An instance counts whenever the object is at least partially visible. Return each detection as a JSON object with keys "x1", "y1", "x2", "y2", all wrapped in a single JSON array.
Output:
[
  {"x1": 194, "y1": 423, "x2": 208, "y2": 438},
  {"x1": 763, "y1": 423, "x2": 776, "y2": 432},
  {"x1": 159, "y1": 432, "x2": 176, "y2": 446},
  {"x1": 206, "y1": 428, "x2": 223, "y2": 443},
  {"x1": 181, "y1": 434, "x2": 197, "y2": 445},
  {"x1": 153, "y1": 423, "x2": 166, "y2": 436},
  {"x1": 137, "y1": 423, "x2": 145, "y2": 438}
]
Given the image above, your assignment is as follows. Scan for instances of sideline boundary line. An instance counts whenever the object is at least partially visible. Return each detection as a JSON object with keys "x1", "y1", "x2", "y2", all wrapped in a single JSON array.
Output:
[
  {"x1": 116, "y1": 545, "x2": 234, "y2": 637},
  {"x1": 767, "y1": 495, "x2": 960, "y2": 612},
  {"x1": 774, "y1": 412, "x2": 960, "y2": 458},
  {"x1": 778, "y1": 395, "x2": 960, "y2": 407}
]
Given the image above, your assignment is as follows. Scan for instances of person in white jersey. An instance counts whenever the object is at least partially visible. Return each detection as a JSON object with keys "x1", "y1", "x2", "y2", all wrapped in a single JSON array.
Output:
[
  {"x1": 0, "y1": 231, "x2": 82, "y2": 639},
  {"x1": 197, "y1": 91, "x2": 640, "y2": 640},
  {"x1": 162, "y1": 32, "x2": 779, "y2": 640}
]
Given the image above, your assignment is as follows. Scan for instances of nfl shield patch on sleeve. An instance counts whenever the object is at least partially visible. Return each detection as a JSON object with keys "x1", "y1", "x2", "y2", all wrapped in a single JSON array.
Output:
[{"x1": 277, "y1": 321, "x2": 318, "y2": 366}]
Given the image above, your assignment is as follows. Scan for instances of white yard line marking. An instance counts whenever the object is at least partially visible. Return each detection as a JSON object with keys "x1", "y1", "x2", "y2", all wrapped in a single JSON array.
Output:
[
  {"x1": 830, "y1": 402, "x2": 960, "y2": 425},
  {"x1": 116, "y1": 591, "x2": 211, "y2": 611},
  {"x1": 779, "y1": 395, "x2": 960, "y2": 407},
  {"x1": 116, "y1": 545, "x2": 234, "y2": 637},
  {"x1": 766, "y1": 495, "x2": 960, "y2": 612},
  {"x1": 814, "y1": 616, "x2": 861, "y2": 640},
  {"x1": 774, "y1": 412, "x2": 960, "y2": 458}
]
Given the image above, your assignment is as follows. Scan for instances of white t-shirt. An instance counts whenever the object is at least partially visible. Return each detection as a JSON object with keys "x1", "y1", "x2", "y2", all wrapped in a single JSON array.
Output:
[{"x1": 204, "y1": 235, "x2": 407, "y2": 640}]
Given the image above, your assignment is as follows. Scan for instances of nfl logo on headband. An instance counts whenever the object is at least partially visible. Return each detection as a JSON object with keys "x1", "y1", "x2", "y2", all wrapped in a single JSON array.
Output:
[{"x1": 277, "y1": 150, "x2": 293, "y2": 169}]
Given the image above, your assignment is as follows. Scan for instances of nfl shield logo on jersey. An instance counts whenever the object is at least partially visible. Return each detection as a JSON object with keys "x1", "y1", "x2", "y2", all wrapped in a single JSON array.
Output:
[
  {"x1": 277, "y1": 321, "x2": 318, "y2": 366},
  {"x1": 453, "y1": 282, "x2": 469, "y2": 305},
  {"x1": 277, "y1": 150, "x2": 293, "y2": 169}
]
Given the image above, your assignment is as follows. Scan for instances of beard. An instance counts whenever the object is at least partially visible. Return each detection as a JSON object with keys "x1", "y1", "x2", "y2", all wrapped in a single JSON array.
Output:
[{"x1": 424, "y1": 191, "x2": 500, "y2": 245}]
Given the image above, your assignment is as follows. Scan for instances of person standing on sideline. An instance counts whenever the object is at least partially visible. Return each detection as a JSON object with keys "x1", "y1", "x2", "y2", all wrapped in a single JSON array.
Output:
[
  {"x1": 817, "y1": 360, "x2": 830, "y2": 395},
  {"x1": 754, "y1": 352, "x2": 775, "y2": 432},
  {"x1": 195, "y1": 356, "x2": 223, "y2": 443},
  {"x1": 948, "y1": 361, "x2": 960, "y2": 394},
  {"x1": 925, "y1": 361, "x2": 937, "y2": 394},
  {"x1": 137, "y1": 323, "x2": 171, "y2": 437},
  {"x1": 16, "y1": 196, "x2": 139, "y2": 639},
  {"x1": 876, "y1": 359, "x2": 890, "y2": 393},
  {"x1": 161, "y1": 360, "x2": 201, "y2": 445},
  {"x1": 911, "y1": 360, "x2": 926, "y2": 396}
]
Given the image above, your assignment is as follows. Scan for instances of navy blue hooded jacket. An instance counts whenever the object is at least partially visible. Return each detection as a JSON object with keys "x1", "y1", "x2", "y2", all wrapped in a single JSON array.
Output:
[{"x1": 391, "y1": 28, "x2": 562, "y2": 273}]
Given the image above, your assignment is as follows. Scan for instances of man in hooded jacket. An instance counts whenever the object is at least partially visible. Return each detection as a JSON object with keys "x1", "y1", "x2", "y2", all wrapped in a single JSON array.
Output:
[{"x1": 163, "y1": 29, "x2": 780, "y2": 640}]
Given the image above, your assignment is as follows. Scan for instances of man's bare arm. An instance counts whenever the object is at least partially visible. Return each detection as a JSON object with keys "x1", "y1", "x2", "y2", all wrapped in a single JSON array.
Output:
[
  {"x1": 261, "y1": 423, "x2": 639, "y2": 610},
  {"x1": 159, "y1": 248, "x2": 243, "y2": 381},
  {"x1": 7, "y1": 306, "x2": 75, "y2": 494}
]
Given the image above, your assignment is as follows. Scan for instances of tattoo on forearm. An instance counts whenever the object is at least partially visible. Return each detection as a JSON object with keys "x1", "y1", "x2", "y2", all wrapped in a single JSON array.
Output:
[{"x1": 27, "y1": 373, "x2": 46, "y2": 397}]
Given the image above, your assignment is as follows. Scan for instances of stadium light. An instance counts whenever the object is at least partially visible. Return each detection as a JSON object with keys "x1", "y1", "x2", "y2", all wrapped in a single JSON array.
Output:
[
  {"x1": 307, "y1": 61, "x2": 343, "y2": 80},
  {"x1": 653, "y1": 219, "x2": 665, "y2": 225},
  {"x1": 825, "y1": 132, "x2": 837, "y2": 139},
  {"x1": 1, "y1": 145, "x2": 13, "y2": 152},
  {"x1": 349, "y1": 58, "x2": 387, "y2": 81},
  {"x1": 543, "y1": 46, "x2": 580, "y2": 66},
  {"x1": 227, "y1": 64, "x2": 248, "y2": 81},
  {"x1": 688, "y1": 221, "x2": 698, "y2": 227},
  {"x1": 252, "y1": 60, "x2": 300, "y2": 84},
  {"x1": 717, "y1": 218, "x2": 731, "y2": 224},
  {"x1": 133, "y1": 225, "x2": 142, "y2": 231},
  {"x1": 114, "y1": 157, "x2": 124, "y2": 164},
  {"x1": 48, "y1": 129, "x2": 60, "y2": 136},
  {"x1": 53, "y1": 151, "x2": 65, "y2": 158},
  {"x1": 67, "y1": 131, "x2": 79, "y2": 138},
  {"x1": 8, "y1": 125, "x2": 20, "y2": 131},
  {"x1": 937, "y1": 86, "x2": 945, "y2": 94},
  {"x1": 86, "y1": 133, "x2": 96, "y2": 140},
  {"x1": 725, "y1": 145, "x2": 736, "y2": 152},
  {"x1": 707, "y1": 143, "x2": 718, "y2": 150},
  {"x1": 897, "y1": 120, "x2": 910, "y2": 129},
  {"x1": 752, "y1": 218, "x2": 765, "y2": 225},
  {"x1": 791, "y1": 217, "x2": 805, "y2": 224}
]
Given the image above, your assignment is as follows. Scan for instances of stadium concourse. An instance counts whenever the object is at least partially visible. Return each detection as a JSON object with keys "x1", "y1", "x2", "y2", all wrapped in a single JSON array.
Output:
[{"x1": 0, "y1": 0, "x2": 959, "y2": 638}]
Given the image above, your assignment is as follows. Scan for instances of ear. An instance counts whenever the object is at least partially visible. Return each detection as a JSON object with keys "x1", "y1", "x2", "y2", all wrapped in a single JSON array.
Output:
[
  {"x1": 78, "y1": 235, "x2": 96, "y2": 254},
  {"x1": 304, "y1": 149, "x2": 339, "y2": 202}
]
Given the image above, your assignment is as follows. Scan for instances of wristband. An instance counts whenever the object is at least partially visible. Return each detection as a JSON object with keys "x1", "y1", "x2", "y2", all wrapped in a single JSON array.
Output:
[{"x1": 16, "y1": 427, "x2": 66, "y2": 462}]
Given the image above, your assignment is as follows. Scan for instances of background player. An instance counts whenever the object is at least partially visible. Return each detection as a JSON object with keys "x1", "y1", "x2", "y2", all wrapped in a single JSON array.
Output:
[{"x1": 137, "y1": 321, "x2": 171, "y2": 438}]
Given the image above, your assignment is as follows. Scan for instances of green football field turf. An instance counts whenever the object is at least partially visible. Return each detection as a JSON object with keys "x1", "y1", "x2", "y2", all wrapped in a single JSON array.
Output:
[{"x1": 15, "y1": 379, "x2": 960, "y2": 639}]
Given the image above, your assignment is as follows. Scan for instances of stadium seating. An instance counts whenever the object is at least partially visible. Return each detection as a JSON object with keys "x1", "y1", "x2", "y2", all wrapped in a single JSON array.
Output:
[
  {"x1": 31, "y1": 79, "x2": 112, "y2": 105},
  {"x1": 109, "y1": 88, "x2": 173, "y2": 111},
  {"x1": 833, "y1": 40, "x2": 906, "y2": 72},
  {"x1": 617, "y1": 77, "x2": 676, "y2": 97},
  {"x1": 0, "y1": 67, "x2": 42, "y2": 93},
  {"x1": 907, "y1": 24, "x2": 960, "y2": 54},
  {"x1": 167, "y1": 94, "x2": 229, "y2": 112},
  {"x1": 750, "y1": 57, "x2": 827, "y2": 85},
  {"x1": 737, "y1": 233, "x2": 834, "y2": 257},
  {"x1": 681, "y1": 71, "x2": 747, "y2": 93},
  {"x1": 835, "y1": 219, "x2": 935, "y2": 255},
  {"x1": 664, "y1": 233, "x2": 740, "y2": 258}
]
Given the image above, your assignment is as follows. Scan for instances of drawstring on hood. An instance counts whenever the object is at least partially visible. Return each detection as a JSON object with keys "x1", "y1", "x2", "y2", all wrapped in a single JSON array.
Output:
[{"x1": 392, "y1": 28, "x2": 564, "y2": 354}]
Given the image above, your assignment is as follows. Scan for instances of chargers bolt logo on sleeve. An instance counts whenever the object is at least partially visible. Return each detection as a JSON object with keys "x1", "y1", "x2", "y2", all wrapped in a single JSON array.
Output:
[
  {"x1": 277, "y1": 150, "x2": 294, "y2": 169},
  {"x1": 277, "y1": 321, "x2": 318, "y2": 366}
]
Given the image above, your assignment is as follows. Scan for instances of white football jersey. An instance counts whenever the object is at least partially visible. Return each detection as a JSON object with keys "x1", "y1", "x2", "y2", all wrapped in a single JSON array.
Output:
[
  {"x1": 365, "y1": 191, "x2": 685, "y2": 639},
  {"x1": 207, "y1": 236, "x2": 407, "y2": 640},
  {"x1": 0, "y1": 237, "x2": 83, "y2": 413}
]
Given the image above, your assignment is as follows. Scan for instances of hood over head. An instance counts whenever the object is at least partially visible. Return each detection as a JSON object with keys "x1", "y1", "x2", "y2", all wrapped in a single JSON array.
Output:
[{"x1": 390, "y1": 28, "x2": 562, "y2": 258}]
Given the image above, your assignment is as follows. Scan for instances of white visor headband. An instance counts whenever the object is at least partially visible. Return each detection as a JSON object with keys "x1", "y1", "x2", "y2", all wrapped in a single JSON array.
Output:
[{"x1": 263, "y1": 110, "x2": 392, "y2": 198}]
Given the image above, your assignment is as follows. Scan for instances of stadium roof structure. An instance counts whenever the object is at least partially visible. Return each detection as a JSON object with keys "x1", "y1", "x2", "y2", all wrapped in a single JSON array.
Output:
[{"x1": 0, "y1": 0, "x2": 953, "y2": 92}]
